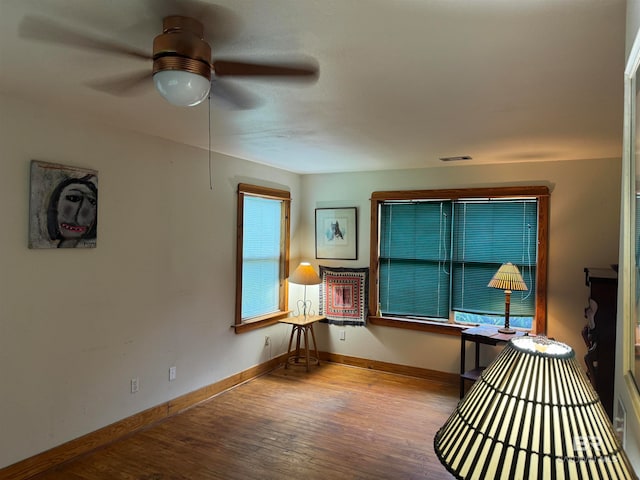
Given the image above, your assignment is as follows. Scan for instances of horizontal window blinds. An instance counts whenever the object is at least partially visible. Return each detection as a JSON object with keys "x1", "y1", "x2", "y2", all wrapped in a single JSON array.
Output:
[
  {"x1": 241, "y1": 195, "x2": 282, "y2": 319},
  {"x1": 379, "y1": 198, "x2": 537, "y2": 319},
  {"x1": 636, "y1": 194, "x2": 640, "y2": 266},
  {"x1": 380, "y1": 201, "x2": 452, "y2": 318},
  {"x1": 452, "y1": 200, "x2": 537, "y2": 316}
]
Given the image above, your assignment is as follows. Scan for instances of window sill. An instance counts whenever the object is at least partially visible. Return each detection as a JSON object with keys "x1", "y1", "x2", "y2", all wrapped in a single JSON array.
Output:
[
  {"x1": 369, "y1": 316, "x2": 467, "y2": 336},
  {"x1": 234, "y1": 310, "x2": 292, "y2": 334}
]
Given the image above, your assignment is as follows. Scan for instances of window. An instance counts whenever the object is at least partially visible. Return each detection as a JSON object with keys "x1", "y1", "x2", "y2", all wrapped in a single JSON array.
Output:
[
  {"x1": 635, "y1": 194, "x2": 640, "y2": 349},
  {"x1": 235, "y1": 184, "x2": 291, "y2": 333},
  {"x1": 370, "y1": 186, "x2": 549, "y2": 334}
]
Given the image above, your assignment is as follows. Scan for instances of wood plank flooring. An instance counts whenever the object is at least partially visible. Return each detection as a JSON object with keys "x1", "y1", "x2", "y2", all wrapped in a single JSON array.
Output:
[{"x1": 31, "y1": 363, "x2": 458, "y2": 480}]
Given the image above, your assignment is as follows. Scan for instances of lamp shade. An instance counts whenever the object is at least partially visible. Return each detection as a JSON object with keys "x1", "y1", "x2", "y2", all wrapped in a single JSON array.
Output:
[
  {"x1": 289, "y1": 262, "x2": 321, "y2": 286},
  {"x1": 487, "y1": 262, "x2": 528, "y2": 291},
  {"x1": 434, "y1": 336, "x2": 636, "y2": 479},
  {"x1": 153, "y1": 70, "x2": 211, "y2": 106}
]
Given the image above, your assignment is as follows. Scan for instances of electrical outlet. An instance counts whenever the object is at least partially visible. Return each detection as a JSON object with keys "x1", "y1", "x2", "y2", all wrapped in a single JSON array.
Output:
[
  {"x1": 131, "y1": 377, "x2": 139, "y2": 394},
  {"x1": 264, "y1": 335, "x2": 271, "y2": 346},
  {"x1": 169, "y1": 366, "x2": 177, "y2": 381},
  {"x1": 339, "y1": 330, "x2": 346, "y2": 341}
]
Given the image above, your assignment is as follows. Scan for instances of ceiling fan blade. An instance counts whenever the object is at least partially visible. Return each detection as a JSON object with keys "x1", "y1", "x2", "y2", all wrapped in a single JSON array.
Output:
[
  {"x1": 213, "y1": 59, "x2": 319, "y2": 81},
  {"x1": 19, "y1": 15, "x2": 152, "y2": 60},
  {"x1": 211, "y1": 79, "x2": 261, "y2": 110},
  {"x1": 85, "y1": 70, "x2": 153, "y2": 97}
]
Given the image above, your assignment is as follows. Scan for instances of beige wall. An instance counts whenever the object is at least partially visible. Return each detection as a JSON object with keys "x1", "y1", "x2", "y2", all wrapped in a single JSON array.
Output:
[
  {"x1": 0, "y1": 94, "x2": 300, "y2": 468},
  {"x1": 0, "y1": 90, "x2": 624, "y2": 469},
  {"x1": 301, "y1": 160, "x2": 621, "y2": 375}
]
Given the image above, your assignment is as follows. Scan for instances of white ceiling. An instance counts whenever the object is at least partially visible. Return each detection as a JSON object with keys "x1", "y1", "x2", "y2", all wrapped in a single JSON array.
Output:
[{"x1": 0, "y1": 0, "x2": 627, "y2": 174}]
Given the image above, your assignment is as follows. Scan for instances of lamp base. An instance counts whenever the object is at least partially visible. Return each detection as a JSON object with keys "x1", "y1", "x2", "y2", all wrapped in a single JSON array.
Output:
[{"x1": 498, "y1": 327, "x2": 516, "y2": 334}]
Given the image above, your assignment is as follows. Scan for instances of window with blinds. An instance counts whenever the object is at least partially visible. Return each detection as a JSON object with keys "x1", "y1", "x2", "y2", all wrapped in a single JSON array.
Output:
[
  {"x1": 241, "y1": 195, "x2": 283, "y2": 319},
  {"x1": 235, "y1": 184, "x2": 290, "y2": 332},
  {"x1": 636, "y1": 194, "x2": 640, "y2": 267},
  {"x1": 379, "y1": 201, "x2": 452, "y2": 318},
  {"x1": 371, "y1": 187, "x2": 548, "y2": 333},
  {"x1": 636, "y1": 194, "x2": 640, "y2": 349},
  {"x1": 452, "y1": 199, "x2": 537, "y2": 319}
]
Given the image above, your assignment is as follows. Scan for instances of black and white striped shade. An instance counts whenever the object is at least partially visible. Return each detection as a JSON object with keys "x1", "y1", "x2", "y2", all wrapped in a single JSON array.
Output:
[{"x1": 434, "y1": 336, "x2": 637, "y2": 479}]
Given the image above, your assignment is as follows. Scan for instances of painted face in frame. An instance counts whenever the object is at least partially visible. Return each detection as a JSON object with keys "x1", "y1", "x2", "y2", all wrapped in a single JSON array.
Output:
[{"x1": 56, "y1": 182, "x2": 97, "y2": 239}]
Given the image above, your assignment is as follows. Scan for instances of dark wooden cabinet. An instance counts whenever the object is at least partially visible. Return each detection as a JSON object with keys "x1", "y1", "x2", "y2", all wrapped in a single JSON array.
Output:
[{"x1": 583, "y1": 267, "x2": 618, "y2": 420}]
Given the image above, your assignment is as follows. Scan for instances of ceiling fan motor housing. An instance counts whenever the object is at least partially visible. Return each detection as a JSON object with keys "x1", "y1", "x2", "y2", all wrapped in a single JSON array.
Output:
[{"x1": 152, "y1": 16, "x2": 211, "y2": 81}]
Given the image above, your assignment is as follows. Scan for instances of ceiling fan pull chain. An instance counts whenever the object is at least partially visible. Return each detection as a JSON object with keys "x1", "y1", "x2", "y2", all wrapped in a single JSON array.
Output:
[{"x1": 208, "y1": 93, "x2": 213, "y2": 191}]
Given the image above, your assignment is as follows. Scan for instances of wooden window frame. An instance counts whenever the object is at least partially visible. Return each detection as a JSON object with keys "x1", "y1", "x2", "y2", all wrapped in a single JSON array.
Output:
[
  {"x1": 369, "y1": 186, "x2": 549, "y2": 336},
  {"x1": 234, "y1": 183, "x2": 291, "y2": 334}
]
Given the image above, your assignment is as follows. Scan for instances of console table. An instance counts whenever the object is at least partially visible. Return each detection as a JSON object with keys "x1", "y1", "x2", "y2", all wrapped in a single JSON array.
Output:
[
  {"x1": 460, "y1": 326, "x2": 526, "y2": 398},
  {"x1": 279, "y1": 315, "x2": 324, "y2": 371}
]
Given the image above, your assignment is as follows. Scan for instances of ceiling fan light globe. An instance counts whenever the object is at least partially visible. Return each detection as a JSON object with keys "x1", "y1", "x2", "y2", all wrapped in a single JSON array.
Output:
[{"x1": 153, "y1": 70, "x2": 210, "y2": 107}]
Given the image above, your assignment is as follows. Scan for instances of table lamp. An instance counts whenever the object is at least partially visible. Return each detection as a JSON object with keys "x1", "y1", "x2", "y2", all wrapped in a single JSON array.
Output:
[
  {"x1": 288, "y1": 262, "x2": 321, "y2": 319},
  {"x1": 487, "y1": 262, "x2": 528, "y2": 334},
  {"x1": 434, "y1": 336, "x2": 636, "y2": 479}
]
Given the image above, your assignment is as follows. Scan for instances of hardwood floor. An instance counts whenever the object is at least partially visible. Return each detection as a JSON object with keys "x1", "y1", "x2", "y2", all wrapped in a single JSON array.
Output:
[{"x1": 31, "y1": 363, "x2": 458, "y2": 480}]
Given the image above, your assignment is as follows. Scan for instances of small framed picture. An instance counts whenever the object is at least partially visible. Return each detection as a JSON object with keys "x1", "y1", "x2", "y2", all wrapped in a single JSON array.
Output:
[{"x1": 315, "y1": 207, "x2": 357, "y2": 260}]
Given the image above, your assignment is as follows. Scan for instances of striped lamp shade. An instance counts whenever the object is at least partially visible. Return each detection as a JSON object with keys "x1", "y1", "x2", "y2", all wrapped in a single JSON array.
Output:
[
  {"x1": 434, "y1": 336, "x2": 636, "y2": 479},
  {"x1": 487, "y1": 262, "x2": 528, "y2": 291}
]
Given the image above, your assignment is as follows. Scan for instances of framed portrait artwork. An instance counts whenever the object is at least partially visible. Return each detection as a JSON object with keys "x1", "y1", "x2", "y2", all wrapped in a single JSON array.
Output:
[
  {"x1": 29, "y1": 160, "x2": 98, "y2": 249},
  {"x1": 315, "y1": 207, "x2": 357, "y2": 260}
]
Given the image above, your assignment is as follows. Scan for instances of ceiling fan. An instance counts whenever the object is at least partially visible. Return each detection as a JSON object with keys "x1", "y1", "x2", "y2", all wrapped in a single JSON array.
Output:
[{"x1": 18, "y1": 4, "x2": 319, "y2": 108}]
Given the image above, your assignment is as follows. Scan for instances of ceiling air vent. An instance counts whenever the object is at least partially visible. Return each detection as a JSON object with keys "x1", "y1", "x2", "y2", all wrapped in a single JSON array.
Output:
[{"x1": 439, "y1": 155, "x2": 473, "y2": 162}]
